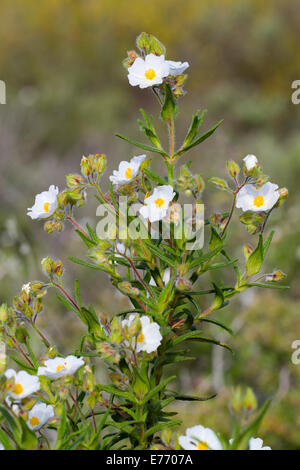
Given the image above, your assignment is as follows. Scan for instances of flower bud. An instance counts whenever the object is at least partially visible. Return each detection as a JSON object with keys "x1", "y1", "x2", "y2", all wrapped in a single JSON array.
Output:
[
  {"x1": 44, "y1": 221, "x2": 63, "y2": 233},
  {"x1": 54, "y1": 260, "x2": 64, "y2": 277},
  {"x1": 80, "y1": 156, "x2": 93, "y2": 176},
  {"x1": 41, "y1": 257, "x2": 55, "y2": 275},
  {"x1": 66, "y1": 174, "x2": 85, "y2": 187},
  {"x1": 243, "y1": 244, "x2": 253, "y2": 260},
  {"x1": 266, "y1": 270, "x2": 286, "y2": 282},
  {"x1": 94, "y1": 154, "x2": 107, "y2": 174},
  {"x1": 275, "y1": 187, "x2": 288, "y2": 207},
  {"x1": 0, "y1": 303, "x2": 8, "y2": 322},
  {"x1": 15, "y1": 326, "x2": 29, "y2": 344},
  {"x1": 243, "y1": 387, "x2": 257, "y2": 412},
  {"x1": 118, "y1": 281, "x2": 140, "y2": 297},
  {"x1": 175, "y1": 277, "x2": 192, "y2": 291},
  {"x1": 226, "y1": 160, "x2": 240, "y2": 179}
]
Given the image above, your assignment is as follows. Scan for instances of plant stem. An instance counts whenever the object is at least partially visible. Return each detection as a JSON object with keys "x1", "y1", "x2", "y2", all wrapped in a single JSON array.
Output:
[{"x1": 66, "y1": 216, "x2": 88, "y2": 237}]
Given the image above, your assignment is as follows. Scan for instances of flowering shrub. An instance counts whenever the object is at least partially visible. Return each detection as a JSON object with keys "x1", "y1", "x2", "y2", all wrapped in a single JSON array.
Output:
[{"x1": 0, "y1": 33, "x2": 288, "y2": 451}]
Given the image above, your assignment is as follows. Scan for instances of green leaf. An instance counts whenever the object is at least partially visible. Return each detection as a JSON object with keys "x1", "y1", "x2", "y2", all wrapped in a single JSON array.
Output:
[
  {"x1": 115, "y1": 133, "x2": 168, "y2": 157},
  {"x1": 144, "y1": 420, "x2": 181, "y2": 439},
  {"x1": 246, "y1": 235, "x2": 263, "y2": 277},
  {"x1": 75, "y1": 229, "x2": 97, "y2": 249},
  {"x1": 200, "y1": 317, "x2": 234, "y2": 336},
  {"x1": 263, "y1": 230, "x2": 274, "y2": 259},
  {"x1": 209, "y1": 177, "x2": 231, "y2": 192},
  {"x1": 176, "y1": 120, "x2": 223, "y2": 156},
  {"x1": 161, "y1": 83, "x2": 178, "y2": 122},
  {"x1": 0, "y1": 404, "x2": 22, "y2": 444},
  {"x1": 143, "y1": 168, "x2": 167, "y2": 186},
  {"x1": 189, "y1": 245, "x2": 223, "y2": 269},
  {"x1": 19, "y1": 417, "x2": 38, "y2": 450},
  {"x1": 144, "y1": 241, "x2": 177, "y2": 268},
  {"x1": 142, "y1": 376, "x2": 176, "y2": 405},
  {"x1": 170, "y1": 330, "x2": 233, "y2": 353},
  {"x1": 0, "y1": 427, "x2": 14, "y2": 450},
  {"x1": 208, "y1": 226, "x2": 223, "y2": 251},
  {"x1": 54, "y1": 407, "x2": 68, "y2": 450},
  {"x1": 100, "y1": 385, "x2": 138, "y2": 404},
  {"x1": 167, "y1": 391, "x2": 216, "y2": 402},
  {"x1": 183, "y1": 110, "x2": 207, "y2": 147}
]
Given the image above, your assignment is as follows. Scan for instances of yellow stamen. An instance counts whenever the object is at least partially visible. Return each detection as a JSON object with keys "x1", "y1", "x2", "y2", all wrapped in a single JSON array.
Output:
[
  {"x1": 44, "y1": 202, "x2": 50, "y2": 212},
  {"x1": 125, "y1": 168, "x2": 132, "y2": 179},
  {"x1": 56, "y1": 364, "x2": 66, "y2": 372},
  {"x1": 253, "y1": 195, "x2": 264, "y2": 208},
  {"x1": 29, "y1": 416, "x2": 40, "y2": 427},
  {"x1": 12, "y1": 383, "x2": 23, "y2": 395},
  {"x1": 145, "y1": 68, "x2": 156, "y2": 80},
  {"x1": 197, "y1": 441, "x2": 209, "y2": 450},
  {"x1": 137, "y1": 333, "x2": 144, "y2": 343},
  {"x1": 154, "y1": 198, "x2": 164, "y2": 208}
]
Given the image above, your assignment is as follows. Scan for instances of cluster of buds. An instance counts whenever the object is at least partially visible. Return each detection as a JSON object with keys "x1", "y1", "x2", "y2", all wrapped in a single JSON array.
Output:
[
  {"x1": 80, "y1": 153, "x2": 106, "y2": 178},
  {"x1": 13, "y1": 282, "x2": 47, "y2": 320},
  {"x1": 176, "y1": 163, "x2": 205, "y2": 199},
  {"x1": 230, "y1": 386, "x2": 257, "y2": 415},
  {"x1": 41, "y1": 257, "x2": 63, "y2": 281}
]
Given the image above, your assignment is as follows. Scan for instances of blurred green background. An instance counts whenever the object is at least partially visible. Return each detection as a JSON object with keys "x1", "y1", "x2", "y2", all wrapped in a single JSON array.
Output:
[{"x1": 0, "y1": 0, "x2": 300, "y2": 449}]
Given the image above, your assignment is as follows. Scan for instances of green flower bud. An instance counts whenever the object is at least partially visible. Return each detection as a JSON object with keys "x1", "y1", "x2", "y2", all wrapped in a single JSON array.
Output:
[
  {"x1": 226, "y1": 160, "x2": 240, "y2": 179},
  {"x1": 80, "y1": 156, "x2": 93, "y2": 176},
  {"x1": 94, "y1": 154, "x2": 107, "y2": 174},
  {"x1": 66, "y1": 174, "x2": 85, "y2": 187},
  {"x1": 15, "y1": 326, "x2": 29, "y2": 344},
  {"x1": 0, "y1": 303, "x2": 8, "y2": 322},
  {"x1": 118, "y1": 281, "x2": 140, "y2": 297},
  {"x1": 243, "y1": 244, "x2": 253, "y2": 260},
  {"x1": 266, "y1": 270, "x2": 286, "y2": 282},
  {"x1": 44, "y1": 221, "x2": 63, "y2": 233},
  {"x1": 243, "y1": 387, "x2": 257, "y2": 412},
  {"x1": 231, "y1": 386, "x2": 243, "y2": 413},
  {"x1": 41, "y1": 256, "x2": 56, "y2": 275}
]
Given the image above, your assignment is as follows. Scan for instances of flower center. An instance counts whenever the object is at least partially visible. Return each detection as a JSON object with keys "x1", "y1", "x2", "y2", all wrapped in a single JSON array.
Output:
[
  {"x1": 154, "y1": 198, "x2": 165, "y2": 208},
  {"x1": 12, "y1": 383, "x2": 23, "y2": 395},
  {"x1": 29, "y1": 416, "x2": 40, "y2": 427},
  {"x1": 145, "y1": 68, "x2": 156, "y2": 80},
  {"x1": 56, "y1": 364, "x2": 66, "y2": 372},
  {"x1": 137, "y1": 333, "x2": 144, "y2": 343},
  {"x1": 253, "y1": 195, "x2": 264, "y2": 208},
  {"x1": 197, "y1": 441, "x2": 209, "y2": 450},
  {"x1": 125, "y1": 168, "x2": 132, "y2": 179},
  {"x1": 44, "y1": 202, "x2": 50, "y2": 212}
]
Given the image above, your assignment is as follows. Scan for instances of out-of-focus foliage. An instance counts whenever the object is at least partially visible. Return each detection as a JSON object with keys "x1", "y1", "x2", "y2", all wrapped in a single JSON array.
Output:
[{"x1": 0, "y1": 0, "x2": 299, "y2": 449}]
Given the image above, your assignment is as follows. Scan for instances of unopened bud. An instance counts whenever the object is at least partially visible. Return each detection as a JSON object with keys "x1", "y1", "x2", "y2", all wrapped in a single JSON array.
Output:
[
  {"x1": 44, "y1": 221, "x2": 63, "y2": 233},
  {"x1": 243, "y1": 387, "x2": 257, "y2": 412},
  {"x1": 0, "y1": 303, "x2": 8, "y2": 322}
]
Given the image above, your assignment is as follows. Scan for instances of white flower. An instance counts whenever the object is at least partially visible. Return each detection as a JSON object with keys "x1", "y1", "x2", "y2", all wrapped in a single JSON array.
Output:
[
  {"x1": 27, "y1": 402, "x2": 55, "y2": 431},
  {"x1": 249, "y1": 437, "x2": 271, "y2": 450},
  {"x1": 37, "y1": 355, "x2": 84, "y2": 379},
  {"x1": 243, "y1": 154, "x2": 258, "y2": 171},
  {"x1": 139, "y1": 185, "x2": 176, "y2": 223},
  {"x1": 166, "y1": 60, "x2": 189, "y2": 76},
  {"x1": 150, "y1": 267, "x2": 171, "y2": 286},
  {"x1": 27, "y1": 185, "x2": 59, "y2": 220},
  {"x1": 0, "y1": 442, "x2": 4, "y2": 450},
  {"x1": 110, "y1": 155, "x2": 146, "y2": 185},
  {"x1": 179, "y1": 425, "x2": 223, "y2": 450},
  {"x1": 122, "y1": 315, "x2": 162, "y2": 353},
  {"x1": 22, "y1": 283, "x2": 31, "y2": 294},
  {"x1": 236, "y1": 182, "x2": 279, "y2": 212},
  {"x1": 128, "y1": 54, "x2": 170, "y2": 88},
  {"x1": 5, "y1": 369, "x2": 40, "y2": 400}
]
